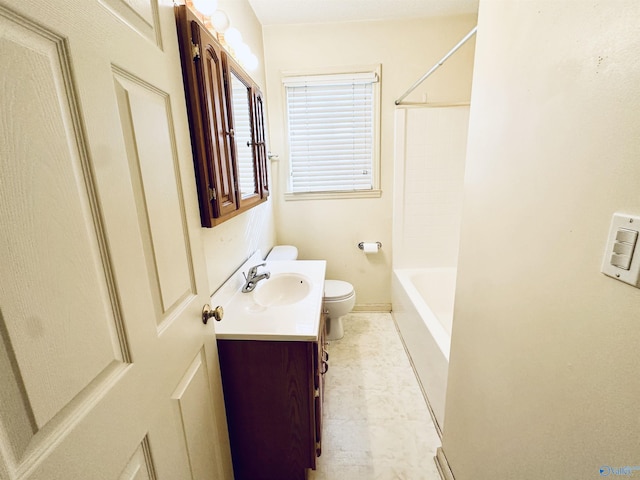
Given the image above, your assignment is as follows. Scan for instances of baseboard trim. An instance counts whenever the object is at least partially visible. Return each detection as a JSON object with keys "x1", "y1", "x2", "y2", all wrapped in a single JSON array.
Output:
[
  {"x1": 352, "y1": 303, "x2": 391, "y2": 312},
  {"x1": 435, "y1": 447, "x2": 455, "y2": 480}
]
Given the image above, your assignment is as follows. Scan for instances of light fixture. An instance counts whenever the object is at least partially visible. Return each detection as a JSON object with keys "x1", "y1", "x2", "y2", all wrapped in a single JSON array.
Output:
[
  {"x1": 189, "y1": 5, "x2": 259, "y2": 71},
  {"x1": 211, "y1": 10, "x2": 230, "y2": 32},
  {"x1": 192, "y1": 0, "x2": 218, "y2": 17}
]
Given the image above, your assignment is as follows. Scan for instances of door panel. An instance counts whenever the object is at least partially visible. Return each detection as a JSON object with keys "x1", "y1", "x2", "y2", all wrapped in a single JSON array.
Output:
[
  {"x1": 0, "y1": 4, "x2": 130, "y2": 448},
  {"x1": 201, "y1": 41, "x2": 237, "y2": 217},
  {"x1": 0, "y1": 1, "x2": 232, "y2": 478},
  {"x1": 172, "y1": 349, "x2": 222, "y2": 479},
  {"x1": 113, "y1": 69, "x2": 195, "y2": 321},
  {"x1": 118, "y1": 437, "x2": 157, "y2": 480},
  {"x1": 100, "y1": 0, "x2": 162, "y2": 47}
]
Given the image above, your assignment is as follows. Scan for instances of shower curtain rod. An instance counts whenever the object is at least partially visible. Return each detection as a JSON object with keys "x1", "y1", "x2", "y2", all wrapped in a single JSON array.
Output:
[{"x1": 395, "y1": 26, "x2": 477, "y2": 106}]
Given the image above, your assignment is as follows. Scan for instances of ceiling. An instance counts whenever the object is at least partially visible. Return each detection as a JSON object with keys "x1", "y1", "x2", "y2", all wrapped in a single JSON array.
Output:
[{"x1": 247, "y1": 0, "x2": 479, "y2": 26}]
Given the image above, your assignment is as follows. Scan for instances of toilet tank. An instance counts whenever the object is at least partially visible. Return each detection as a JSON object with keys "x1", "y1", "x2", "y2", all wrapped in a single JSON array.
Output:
[{"x1": 266, "y1": 245, "x2": 298, "y2": 261}]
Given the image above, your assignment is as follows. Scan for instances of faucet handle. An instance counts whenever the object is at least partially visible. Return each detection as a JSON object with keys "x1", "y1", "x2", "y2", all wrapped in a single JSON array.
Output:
[{"x1": 248, "y1": 262, "x2": 267, "y2": 277}]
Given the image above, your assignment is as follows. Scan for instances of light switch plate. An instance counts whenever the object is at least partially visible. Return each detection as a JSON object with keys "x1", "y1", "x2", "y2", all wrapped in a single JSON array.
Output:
[{"x1": 601, "y1": 213, "x2": 640, "y2": 287}]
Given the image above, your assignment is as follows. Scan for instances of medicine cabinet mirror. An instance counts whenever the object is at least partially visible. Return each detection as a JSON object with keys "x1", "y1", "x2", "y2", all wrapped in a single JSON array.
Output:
[
  {"x1": 175, "y1": 5, "x2": 269, "y2": 227},
  {"x1": 228, "y1": 69, "x2": 260, "y2": 203}
]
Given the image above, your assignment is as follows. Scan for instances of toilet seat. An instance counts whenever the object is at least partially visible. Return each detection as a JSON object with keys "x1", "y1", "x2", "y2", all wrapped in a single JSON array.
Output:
[{"x1": 324, "y1": 280, "x2": 354, "y2": 302}]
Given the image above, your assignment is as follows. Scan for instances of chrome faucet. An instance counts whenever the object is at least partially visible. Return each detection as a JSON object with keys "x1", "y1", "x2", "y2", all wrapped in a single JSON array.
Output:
[{"x1": 242, "y1": 263, "x2": 271, "y2": 292}]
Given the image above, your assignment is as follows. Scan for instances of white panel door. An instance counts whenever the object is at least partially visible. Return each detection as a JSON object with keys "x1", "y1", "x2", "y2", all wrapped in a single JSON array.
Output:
[{"x1": 0, "y1": 0, "x2": 232, "y2": 479}]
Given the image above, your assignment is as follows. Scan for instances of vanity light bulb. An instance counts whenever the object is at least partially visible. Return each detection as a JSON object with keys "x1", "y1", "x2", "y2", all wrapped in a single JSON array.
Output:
[
  {"x1": 236, "y1": 43, "x2": 258, "y2": 70},
  {"x1": 235, "y1": 42, "x2": 251, "y2": 59},
  {"x1": 244, "y1": 53, "x2": 259, "y2": 71},
  {"x1": 211, "y1": 10, "x2": 230, "y2": 32},
  {"x1": 225, "y1": 27, "x2": 243, "y2": 48},
  {"x1": 192, "y1": 0, "x2": 218, "y2": 17}
]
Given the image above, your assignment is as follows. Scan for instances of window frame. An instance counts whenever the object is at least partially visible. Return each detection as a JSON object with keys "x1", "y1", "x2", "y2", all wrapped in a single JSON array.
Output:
[{"x1": 281, "y1": 65, "x2": 382, "y2": 201}]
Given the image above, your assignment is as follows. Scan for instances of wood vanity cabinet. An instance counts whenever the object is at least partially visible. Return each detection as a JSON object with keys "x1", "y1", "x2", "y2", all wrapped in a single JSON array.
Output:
[
  {"x1": 175, "y1": 5, "x2": 269, "y2": 227},
  {"x1": 217, "y1": 315, "x2": 327, "y2": 480}
]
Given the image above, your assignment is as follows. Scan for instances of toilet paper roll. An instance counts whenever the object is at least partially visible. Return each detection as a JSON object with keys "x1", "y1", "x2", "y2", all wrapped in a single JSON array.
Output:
[{"x1": 361, "y1": 242, "x2": 380, "y2": 254}]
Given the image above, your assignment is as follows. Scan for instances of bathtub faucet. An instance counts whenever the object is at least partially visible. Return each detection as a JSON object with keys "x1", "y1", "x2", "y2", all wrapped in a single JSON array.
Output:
[{"x1": 242, "y1": 263, "x2": 271, "y2": 293}]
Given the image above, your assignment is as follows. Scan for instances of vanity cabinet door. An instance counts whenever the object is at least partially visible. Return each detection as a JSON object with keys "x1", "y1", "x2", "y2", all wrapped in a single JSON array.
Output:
[
  {"x1": 225, "y1": 60, "x2": 262, "y2": 210},
  {"x1": 253, "y1": 89, "x2": 270, "y2": 198},
  {"x1": 176, "y1": 6, "x2": 237, "y2": 225},
  {"x1": 198, "y1": 28, "x2": 238, "y2": 219},
  {"x1": 217, "y1": 339, "x2": 319, "y2": 480}
]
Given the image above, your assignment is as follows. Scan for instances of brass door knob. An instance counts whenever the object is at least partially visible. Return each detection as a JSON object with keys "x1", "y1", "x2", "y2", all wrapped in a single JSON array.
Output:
[{"x1": 202, "y1": 304, "x2": 224, "y2": 324}]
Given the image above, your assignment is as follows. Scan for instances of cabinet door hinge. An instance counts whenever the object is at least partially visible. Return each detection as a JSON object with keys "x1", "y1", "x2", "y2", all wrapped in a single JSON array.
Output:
[
  {"x1": 191, "y1": 42, "x2": 200, "y2": 60},
  {"x1": 208, "y1": 187, "x2": 216, "y2": 201}
]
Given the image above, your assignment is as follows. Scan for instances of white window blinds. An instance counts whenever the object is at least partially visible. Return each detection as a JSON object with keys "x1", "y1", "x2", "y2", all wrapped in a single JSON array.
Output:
[{"x1": 284, "y1": 72, "x2": 378, "y2": 194}]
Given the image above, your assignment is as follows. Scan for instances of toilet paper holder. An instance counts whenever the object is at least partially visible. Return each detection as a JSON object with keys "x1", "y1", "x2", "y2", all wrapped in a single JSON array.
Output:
[{"x1": 358, "y1": 242, "x2": 382, "y2": 250}]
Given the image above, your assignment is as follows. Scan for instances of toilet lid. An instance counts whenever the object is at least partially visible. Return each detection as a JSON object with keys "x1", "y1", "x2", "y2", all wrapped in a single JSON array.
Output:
[
  {"x1": 266, "y1": 245, "x2": 298, "y2": 261},
  {"x1": 324, "y1": 280, "x2": 354, "y2": 301}
]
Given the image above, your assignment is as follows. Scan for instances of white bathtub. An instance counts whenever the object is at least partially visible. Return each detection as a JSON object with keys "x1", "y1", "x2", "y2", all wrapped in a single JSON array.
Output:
[{"x1": 391, "y1": 268, "x2": 456, "y2": 434}]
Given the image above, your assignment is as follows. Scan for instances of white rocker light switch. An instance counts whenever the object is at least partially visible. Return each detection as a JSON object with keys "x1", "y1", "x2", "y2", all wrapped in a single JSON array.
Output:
[
  {"x1": 609, "y1": 228, "x2": 638, "y2": 270},
  {"x1": 602, "y1": 214, "x2": 640, "y2": 287}
]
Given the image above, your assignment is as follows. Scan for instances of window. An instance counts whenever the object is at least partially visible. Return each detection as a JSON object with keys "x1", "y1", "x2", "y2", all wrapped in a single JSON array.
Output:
[{"x1": 283, "y1": 68, "x2": 381, "y2": 198}]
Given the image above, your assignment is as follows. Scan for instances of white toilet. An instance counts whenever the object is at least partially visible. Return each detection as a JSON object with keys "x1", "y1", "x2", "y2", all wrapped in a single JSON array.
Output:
[{"x1": 266, "y1": 245, "x2": 355, "y2": 340}]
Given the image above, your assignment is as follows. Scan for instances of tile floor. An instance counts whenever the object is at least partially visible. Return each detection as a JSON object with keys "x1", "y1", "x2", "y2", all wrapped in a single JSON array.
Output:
[{"x1": 308, "y1": 312, "x2": 443, "y2": 480}]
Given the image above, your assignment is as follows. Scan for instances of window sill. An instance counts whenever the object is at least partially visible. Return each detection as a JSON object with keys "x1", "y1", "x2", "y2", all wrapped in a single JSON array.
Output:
[{"x1": 284, "y1": 190, "x2": 382, "y2": 201}]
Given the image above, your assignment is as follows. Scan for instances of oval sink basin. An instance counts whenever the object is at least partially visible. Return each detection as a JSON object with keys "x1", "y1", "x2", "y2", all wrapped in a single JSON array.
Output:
[{"x1": 253, "y1": 273, "x2": 312, "y2": 307}]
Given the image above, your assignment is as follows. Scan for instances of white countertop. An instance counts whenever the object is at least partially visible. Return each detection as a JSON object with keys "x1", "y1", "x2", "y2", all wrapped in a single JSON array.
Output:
[{"x1": 211, "y1": 253, "x2": 326, "y2": 341}]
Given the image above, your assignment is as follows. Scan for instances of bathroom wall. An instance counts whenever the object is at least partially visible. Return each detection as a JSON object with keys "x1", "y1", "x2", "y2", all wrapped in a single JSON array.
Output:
[
  {"x1": 262, "y1": 15, "x2": 476, "y2": 307},
  {"x1": 442, "y1": 2, "x2": 640, "y2": 479},
  {"x1": 195, "y1": 0, "x2": 277, "y2": 293}
]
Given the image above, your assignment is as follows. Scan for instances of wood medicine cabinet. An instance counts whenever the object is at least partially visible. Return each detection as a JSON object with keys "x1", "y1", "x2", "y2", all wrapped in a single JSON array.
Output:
[{"x1": 175, "y1": 5, "x2": 269, "y2": 227}]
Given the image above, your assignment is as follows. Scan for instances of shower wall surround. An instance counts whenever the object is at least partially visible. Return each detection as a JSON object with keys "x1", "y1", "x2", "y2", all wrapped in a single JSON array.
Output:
[{"x1": 393, "y1": 106, "x2": 470, "y2": 269}]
